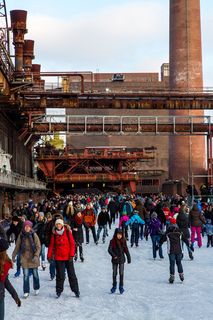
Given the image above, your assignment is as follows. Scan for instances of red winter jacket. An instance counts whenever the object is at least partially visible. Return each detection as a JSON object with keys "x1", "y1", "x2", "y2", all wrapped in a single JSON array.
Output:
[
  {"x1": 47, "y1": 227, "x2": 75, "y2": 261},
  {"x1": 0, "y1": 261, "x2": 12, "y2": 282}
]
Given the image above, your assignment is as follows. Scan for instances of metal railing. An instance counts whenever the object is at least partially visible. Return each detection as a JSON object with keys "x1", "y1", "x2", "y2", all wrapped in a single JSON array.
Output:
[
  {"x1": 20, "y1": 80, "x2": 213, "y2": 95},
  {"x1": 31, "y1": 114, "x2": 213, "y2": 136}
]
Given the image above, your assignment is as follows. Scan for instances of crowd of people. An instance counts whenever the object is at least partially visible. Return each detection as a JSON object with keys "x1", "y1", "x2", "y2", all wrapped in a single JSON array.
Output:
[{"x1": 0, "y1": 191, "x2": 212, "y2": 319}]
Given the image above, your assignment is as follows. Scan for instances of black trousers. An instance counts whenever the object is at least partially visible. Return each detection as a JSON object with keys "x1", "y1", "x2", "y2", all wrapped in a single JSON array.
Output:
[
  {"x1": 131, "y1": 223, "x2": 140, "y2": 245},
  {"x1": 75, "y1": 244, "x2": 83, "y2": 257},
  {"x1": 207, "y1": 235, "x2": 213, "y2": 246},
  {"x1": 85, "y1": 226, "x2": 97, "y2": 243},
  {"x1": 112, "y1": 263, "x2": 124, "y2": 287},
  {"x1": 55, "y1": 260, "x2": 79, "y2": 295}
]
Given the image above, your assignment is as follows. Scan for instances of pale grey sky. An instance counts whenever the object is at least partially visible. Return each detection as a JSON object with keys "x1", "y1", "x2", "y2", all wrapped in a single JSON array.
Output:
[{"x1": 6, "y1": 0, "x2": 213, "y2": 87}]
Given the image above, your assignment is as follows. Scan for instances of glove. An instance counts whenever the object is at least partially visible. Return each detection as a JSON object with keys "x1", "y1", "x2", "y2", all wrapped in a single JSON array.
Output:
[
  {"x1": 15, "y1": 297, "x2": 21, "y2": 307},
  {"x1": 32, "y1": 256, "x2": 38, "y2": 264},
  {"x1": 127, "y1": 259, "x2": 131, "y2": 264},
  {"x1": 69, "y1": 257, "x2": 73, "y2": 262},
  {"x1": 47, "y1": 258, "x2": 52, "y2": 263},
  {"x1": 113, "y1": 256, "x2": 118, "y2": 261}
]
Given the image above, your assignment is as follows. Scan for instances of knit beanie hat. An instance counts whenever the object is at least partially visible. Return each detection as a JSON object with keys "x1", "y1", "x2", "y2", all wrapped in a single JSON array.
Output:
[
  {"x1": 39, "y1": 212, "x2": 45, "y2": 217},
  {"x1": 55, "y1": 219, "x2": 64, "y2": 226},
  {"x1": 151, "y1": 212, "x2": 158, "y2": 219},
  {"x1": 23, "y1": 220, "x2": 33, "y2": 229},
  {"x1": 0, "y1": 238, "x2": 9, "y2": 252}
]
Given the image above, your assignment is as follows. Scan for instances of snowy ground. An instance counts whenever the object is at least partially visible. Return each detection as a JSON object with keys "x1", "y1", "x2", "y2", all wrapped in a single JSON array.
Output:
[{"x1": 6, "y1": 222, "x2": 213, "y2": 320}]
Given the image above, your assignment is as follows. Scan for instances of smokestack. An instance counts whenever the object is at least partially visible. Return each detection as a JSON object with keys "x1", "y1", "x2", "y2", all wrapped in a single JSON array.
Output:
[
  {"x1": 32, "y1": 64, "x2": 45, "y2": 89},
  {"x1": 23, "y1": 40, "x2": 34, "y2": 81},
  {"x1": 169, "y1": 0, "x2": 203, "y2": 89},
  {"x1": 10, "y1": 10, "x2": 27, "y2": 80},
  {"x1": 169, "y1": 0, "x2": 206, "y2": 185}
]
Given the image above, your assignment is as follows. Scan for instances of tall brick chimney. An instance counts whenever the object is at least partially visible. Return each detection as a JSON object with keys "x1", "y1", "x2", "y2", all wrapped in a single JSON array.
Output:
[{"x1": 169, "y1": 0, "x2": 206, "y2": 186}]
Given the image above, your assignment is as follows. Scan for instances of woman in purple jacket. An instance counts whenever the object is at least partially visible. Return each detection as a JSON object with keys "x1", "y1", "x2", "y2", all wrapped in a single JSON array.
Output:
[{"x1": 148, "y1": 212, "x2": 164, "y2": 260}]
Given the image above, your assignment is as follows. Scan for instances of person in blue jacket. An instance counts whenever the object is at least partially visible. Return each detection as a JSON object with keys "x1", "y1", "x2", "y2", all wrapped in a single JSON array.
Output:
[{"x1": 126, "y1": 210, "x2": 145, "y2": 247}]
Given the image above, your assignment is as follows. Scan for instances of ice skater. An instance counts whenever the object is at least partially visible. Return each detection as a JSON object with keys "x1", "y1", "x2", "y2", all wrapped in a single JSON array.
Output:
[{"x1": 108, "y1": 228, "x2": 131, "y2": 294}]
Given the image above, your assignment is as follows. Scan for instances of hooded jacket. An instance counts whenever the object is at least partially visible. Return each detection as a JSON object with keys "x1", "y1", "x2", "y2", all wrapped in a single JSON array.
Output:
[
  {"x1": 189, "y1": 205, "x2": 206, "y2": 227},
  {"x1": 159, "y1": 225, "x2": 189, "y2": 255},
  {"x1": 108, "y1": 229, "x2": 131, "y2": 264},
  {"x1": 47, "y1": 225, "x2": 75, "y2": 261}
]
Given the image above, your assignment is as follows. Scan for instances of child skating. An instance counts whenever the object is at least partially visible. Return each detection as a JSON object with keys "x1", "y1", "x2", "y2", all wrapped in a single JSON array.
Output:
[
  {"x1": 157, "y1": 222, "x2": 190, "y2": 284},
  {"x1": 108, "y1": 228, "x2": 131, "y2": 294}
]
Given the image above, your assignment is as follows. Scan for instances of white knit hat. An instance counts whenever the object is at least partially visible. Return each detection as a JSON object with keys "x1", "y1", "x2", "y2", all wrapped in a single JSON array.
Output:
[{"x1": 55, "y1": 219, "x2": 64, "y2": 226}]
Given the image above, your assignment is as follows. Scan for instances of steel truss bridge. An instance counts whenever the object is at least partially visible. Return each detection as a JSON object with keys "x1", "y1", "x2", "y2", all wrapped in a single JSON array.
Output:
[{"x1": 28, "y1": 115, "x2": 213, "y2": 136}]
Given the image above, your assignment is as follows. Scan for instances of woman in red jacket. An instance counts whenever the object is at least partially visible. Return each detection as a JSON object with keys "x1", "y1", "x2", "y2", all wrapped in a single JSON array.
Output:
[
  {"x1": 47, "y1": 219, "x2": 80, "y2": 298},
  {"x1": 0, "y1": 238, "x2": 21, "y2": 319}
]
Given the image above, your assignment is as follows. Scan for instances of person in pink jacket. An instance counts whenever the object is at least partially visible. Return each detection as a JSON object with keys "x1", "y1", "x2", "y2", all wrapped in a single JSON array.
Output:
[{"x1": 119, "y1": 213, "x2": 130, "y2": 240}]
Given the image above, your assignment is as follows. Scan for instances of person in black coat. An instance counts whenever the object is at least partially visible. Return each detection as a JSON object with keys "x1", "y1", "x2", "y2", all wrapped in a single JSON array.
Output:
[
  {"x1": 33, "y1": 212, "x2": 47, "y2": 270},
  {"x1": 6, "y1": 216, "x2": 23, "y2": 277},
  {"x1": 158, "y1": 223, "x2": 191, "y2": 284},
  {"x1": 70, "y1": 211, "x2": 84, "y2": 262},
  {"x1": 108, "y1": 228, "x2": 131, "y2": 294},
  {"x1": 96, "y1": 206, "x2": 110, "y2": 243},
  {"x1": 108, "y1": 198, "x2": 118, "y2": 224},
  {"x1": 176, "y1": 207, "x2": 193, "y2": 260}
]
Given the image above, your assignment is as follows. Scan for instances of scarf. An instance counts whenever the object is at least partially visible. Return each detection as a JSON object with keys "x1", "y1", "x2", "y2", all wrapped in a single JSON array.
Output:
[
  {"x1": 20, "y1": 230, "x2": 36, "y2": 255},
  {"x1": 55, "y1": 227, "x2": 64, "y2": 236}
]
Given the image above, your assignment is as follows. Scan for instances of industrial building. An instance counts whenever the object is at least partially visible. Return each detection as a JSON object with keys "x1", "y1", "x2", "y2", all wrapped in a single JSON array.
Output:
[{"x1": 0, "y1": 0, "x2": 212, "y2": 216}]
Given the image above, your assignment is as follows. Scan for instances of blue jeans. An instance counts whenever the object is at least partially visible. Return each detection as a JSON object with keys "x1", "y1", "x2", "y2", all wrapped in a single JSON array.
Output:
[
  {"x1": 0, "y1": 298, "x2": 4, "y2": 320},
  {"x1": 23, "y1": 268, "x2": 40, "y2": 294},
  {"x1": 97, "y1": 225, "x2": 107, "y2": 241},
  {"x1": 151, "y1": 235, "x2": 163, "y2": 258},
  {"x1": 40, "y1": 244, "x2": 45, "y2": 263},
  {"x1": 168, "y1": 253, "x2": 183, "y2": 275},
  {"x1": 49, "y1": 260, "x2": 56, "y2": 278}
]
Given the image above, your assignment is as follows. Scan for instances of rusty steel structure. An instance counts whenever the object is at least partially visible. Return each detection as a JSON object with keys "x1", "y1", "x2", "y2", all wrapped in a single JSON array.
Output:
[
  {"x1": 0, "y1": 1, "x2": 213, "y2": 195},
  {"x1": 27, "y1": 115, "x2": 213, "y2": 136},
  {"x1": 35, "y1": 146, "x2": 156, "y2": 193}
]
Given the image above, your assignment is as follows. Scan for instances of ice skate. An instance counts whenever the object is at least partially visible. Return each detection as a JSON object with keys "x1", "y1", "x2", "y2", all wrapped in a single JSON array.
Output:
[
  {"x1": 111, "y1": 285, "x2": 117, "y2": 293},
  {"x1": 179, "y1": 273, "x2": 184, "y2": 282},
  {"x1": 169, "y1": 274, "x2": 175, "y2": 284},
  {"x1": 119, "y1": 286, "x2": 125, "y2": 294}
]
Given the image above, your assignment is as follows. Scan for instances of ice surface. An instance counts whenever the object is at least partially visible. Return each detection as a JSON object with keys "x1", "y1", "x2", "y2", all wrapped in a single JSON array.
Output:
[{"x1": 6, "y1": 224, "x2": 213, "y2": 320}]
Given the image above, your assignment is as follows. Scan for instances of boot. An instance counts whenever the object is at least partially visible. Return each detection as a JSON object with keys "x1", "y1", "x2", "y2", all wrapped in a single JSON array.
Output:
[
  {"x1": 111, "y1": 280, "x2": 117, "y2": 293},
  {"x1": 80, "y1": 254, "x2": 84, "y2": 262},
  {"x1": 189, "y1": 252, "x2": 194, "y2": 260},
  {"x1": 169, "y1": 274, "x2": 175, "y2": 284},
  {"x1": 111, "y1": 285, "x2": 117, "y2": 293},
  {"x1": 119, "y1": 286, "x2": 125, "y2": 294},
  {"x1": 207, "y1": 235, "x2": 210, "y2": 248},
  {"x1": 179, "y1": 273, "x2": 184, "y2": 282},
  {"x1": 75, "y1": 291, "x2": 80, "y2": 298},
  {"x1": 14, "y1": 271, "x2": 20, "y2": 278}
]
